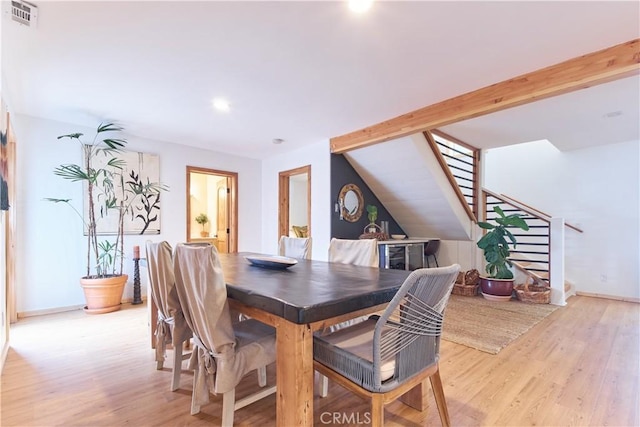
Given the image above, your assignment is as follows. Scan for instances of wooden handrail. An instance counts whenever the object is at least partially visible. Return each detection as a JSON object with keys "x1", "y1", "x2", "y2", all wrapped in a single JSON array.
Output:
[
  {"x1": 483, "y1": 188, "x2": 550, "y2": 223},
  {"x1": 430, "y1": 129, "x2": 479, "y2": 153},
  {"x1": 424, "y1": 131, "x2": 476, "y2": 223},
  {"x1": 499, "y1": 193, "x2": 584, "y2": 233},
  {"x1": 431, "y1": 129, "x2": 480, "y2": 219}
]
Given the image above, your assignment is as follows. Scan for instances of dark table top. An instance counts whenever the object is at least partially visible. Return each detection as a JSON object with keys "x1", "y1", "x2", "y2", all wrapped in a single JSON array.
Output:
[{"x1": 220, "y1": 252, "x2": 412, "y2": 324}]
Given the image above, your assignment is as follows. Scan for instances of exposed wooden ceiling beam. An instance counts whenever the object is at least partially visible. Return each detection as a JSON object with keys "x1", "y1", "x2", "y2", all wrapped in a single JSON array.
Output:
[{"x1": 331, "y1": 38, "x2": 640, "y2": 154}]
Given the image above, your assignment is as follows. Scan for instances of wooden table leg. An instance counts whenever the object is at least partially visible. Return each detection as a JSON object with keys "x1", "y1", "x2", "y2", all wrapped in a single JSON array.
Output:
[
  {"x1": 399, "y1": 379, "x2": 429, "y2": 411},
  {"x1": 276, "y1": 319, "x2": 313, "y2": 426}
]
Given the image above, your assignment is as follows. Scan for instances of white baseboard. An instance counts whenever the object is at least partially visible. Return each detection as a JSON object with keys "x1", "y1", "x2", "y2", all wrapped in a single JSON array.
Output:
[
  {"x1": 17, "y1": 296, "x2": 147, "y2": 319},
  {"x1": 18, "y1": 304, "x2": 85, "y2": 318},
  {"x1": 576, "y1": 291, "x2": 640, "y2": 304}
]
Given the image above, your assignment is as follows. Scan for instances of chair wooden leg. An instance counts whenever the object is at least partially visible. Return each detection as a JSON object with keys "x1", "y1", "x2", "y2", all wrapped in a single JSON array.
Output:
[
  {"x1": 156, "y1": 340, "x2": 165, "y2": 370},
  {"x1": 370, "y1": 394, "x2": 384, "y2": 427},
  {"x1": 221, "y1": 389, "x2": 236, "y2": 427},
  {"x1": 190, "y1": 363, "x2": 201, "y2": 415},
  {"x1": 319, "y1": 374, "x2": 328, "y2": 397},
  {"x1": 429, "y1": 369, "x2": 450, "y2": 427},
  {"x1": 171, "y1": 340, "x2": 183, "y2": 391},
  {"x1": 258, "y1": 366, "x2": 267, "y2": 387}
]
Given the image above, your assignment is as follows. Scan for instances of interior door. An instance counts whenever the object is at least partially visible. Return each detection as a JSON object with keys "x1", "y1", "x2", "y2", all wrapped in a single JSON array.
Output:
[
  {"x1": 216, "y1": 180, "x2": 229, "y2": 253},
  {"x1": 186, "y1": 166, "x2": 237, "y2": 253},
  {"x1": 278, "y1": 165, "x2": 311, "y2": 241}
]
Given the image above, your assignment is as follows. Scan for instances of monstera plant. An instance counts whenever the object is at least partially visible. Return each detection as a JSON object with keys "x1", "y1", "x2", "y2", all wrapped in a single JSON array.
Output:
[{"x1": 476, "y1": 206, "x2": 529, "y2": 299}]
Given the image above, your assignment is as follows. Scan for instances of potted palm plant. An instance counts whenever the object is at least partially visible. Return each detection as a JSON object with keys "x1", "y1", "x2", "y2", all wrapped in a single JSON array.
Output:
[
  {"x1": 476, "y1": 206, "x2": 529, "y2": 300},
  {"x1": 195, "y1": 213, "x2": 210, "y2": 237},
  {"x1": 46, "y1": 123, "x2": 166, "y2": 313}
]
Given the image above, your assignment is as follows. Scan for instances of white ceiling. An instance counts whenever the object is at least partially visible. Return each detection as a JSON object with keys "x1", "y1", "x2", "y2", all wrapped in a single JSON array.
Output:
[
  {"x1": 441, "y1": 75, "x2": 640, "y2": 151},
  {"x1": 2, "y1": 1, "x2": 639, "y2": 159}
]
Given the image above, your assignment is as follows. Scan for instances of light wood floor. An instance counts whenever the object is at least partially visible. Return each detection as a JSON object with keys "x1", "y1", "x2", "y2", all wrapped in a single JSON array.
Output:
[{"x1": 1, "y1": 295, "x2": 638, "y2": 426}]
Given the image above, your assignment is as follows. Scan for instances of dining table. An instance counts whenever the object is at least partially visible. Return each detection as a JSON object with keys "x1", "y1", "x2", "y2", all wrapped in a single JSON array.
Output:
[{"x1": 219, "y1": 252, "x2": 428, "y2": 426}]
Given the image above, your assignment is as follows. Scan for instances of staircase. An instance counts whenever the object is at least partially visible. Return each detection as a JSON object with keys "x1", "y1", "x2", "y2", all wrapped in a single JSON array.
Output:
[
  {"x1": 424, "y1": 130, "x2": 479, "y2": 221},
  {"x1": 427, "y1": 130, "x2": 582, "y2": 305},
  {"x1": 483, "y1": 190, "x2": 551, "y2": 283}
]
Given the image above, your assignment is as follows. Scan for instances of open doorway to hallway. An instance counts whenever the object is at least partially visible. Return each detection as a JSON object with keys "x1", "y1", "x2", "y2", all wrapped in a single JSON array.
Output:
[{"x1": 186, "y1": 166, "x2": 238, "y2": 253}]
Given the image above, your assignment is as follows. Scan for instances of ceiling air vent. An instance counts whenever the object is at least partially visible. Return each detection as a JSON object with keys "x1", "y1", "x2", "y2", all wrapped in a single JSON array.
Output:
[{"x1": 10, "y1": 0, "x2": 38, "y2": 27}]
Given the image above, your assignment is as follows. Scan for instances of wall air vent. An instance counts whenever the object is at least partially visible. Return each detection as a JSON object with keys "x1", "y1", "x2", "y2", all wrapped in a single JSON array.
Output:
[{"x1": 10, "y1": 0, "x2": 38, "y2": 27}]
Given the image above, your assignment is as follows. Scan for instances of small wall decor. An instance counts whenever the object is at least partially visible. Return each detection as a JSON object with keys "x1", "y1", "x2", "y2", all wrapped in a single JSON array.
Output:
[
  {"x1": 0, "y1": 100, "x2": 10, "y2": 211},
  {"x1": 86, "y1": 149, "x2": 162, "y2": 235},
  {"x1": 338, "y1": 183, "x2": 364, "y2": 222}
]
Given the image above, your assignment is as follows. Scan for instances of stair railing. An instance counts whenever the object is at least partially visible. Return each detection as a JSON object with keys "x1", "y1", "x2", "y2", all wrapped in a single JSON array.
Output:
[
  {"x1": 483, "y1": 188, "x2": 551, "y2": 282},
  {"x1": 482, "y1": 189, "x2": 579, "y2": 305},
  {"x1": 498, "y1": 193, "x2": 583, "y2": 233},
  {"x1": 423, "y1": 130, "x2": 479, "y2": 222}
]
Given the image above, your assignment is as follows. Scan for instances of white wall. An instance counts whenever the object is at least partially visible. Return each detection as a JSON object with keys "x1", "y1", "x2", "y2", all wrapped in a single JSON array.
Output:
[
  {"x1": 262, "y1": 141, "x2": 331, "y2": 261},
  {"x1": 13, "y1": 114, "x2": 262, "y2": 313},
  {"x1": 484, "y1": 139, "x2": 639, "y2": 300}
]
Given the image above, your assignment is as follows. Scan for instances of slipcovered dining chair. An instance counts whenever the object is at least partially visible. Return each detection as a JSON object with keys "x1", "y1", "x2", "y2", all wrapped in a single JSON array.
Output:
[
  {"x1": 145, "y1": 240, "x2": 193, "y2": 391},
  {"x1": 326, "y1": 238, "x2": 380, "y2": 333},
  {"x1": 173, "y1": 243, "x2": 277, "y2": 426},
  {"x1": 314, "y1": 264, "x2": 460, "y2": 427},
  {"x1": 278, "y1": 235, "x2": 312, "y2": 259},
  {"x1": 328, "y1": 238, "x2": 379, "y2": 267},
  {"x1": 319, "y1": 238, "x2": 380, "y2": 395}
]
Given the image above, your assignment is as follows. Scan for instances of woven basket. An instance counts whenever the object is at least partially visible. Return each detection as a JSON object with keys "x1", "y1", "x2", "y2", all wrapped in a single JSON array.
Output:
[
  {"x1": 514, "y1": 279, "x2": 551, "y2": 304},
  {"x1": 452, "y1": 269, "x2": 480, "y2": 296},
  {"x1": 358, "y1": 224, "x2": 389, "y2": 241}
]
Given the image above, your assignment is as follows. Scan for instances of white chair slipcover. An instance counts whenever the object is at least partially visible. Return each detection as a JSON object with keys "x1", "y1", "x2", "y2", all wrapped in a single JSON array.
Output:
[
  {"x1": 328, "y1": 238, "x2": 379, "y2": 268},
  {"x1": 145, "y1": 241, "x2": 193, "y2": 391},
  {"x1": 278, "y1": 235, "x2": 312, "y2": 259},
  {"x1": 173, "y1": 243, "x2": 276, "y2": 424},
  {"x1": 320, "y1": 238, "x2": 381, "y2": 395}
]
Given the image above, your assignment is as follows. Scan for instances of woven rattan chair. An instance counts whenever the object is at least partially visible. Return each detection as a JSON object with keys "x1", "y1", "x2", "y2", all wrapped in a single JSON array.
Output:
[
  {"x1": 145, "y1": 241, "x2": 193, "y2": 391},
  {"x1": 278, "y1": 235, "x2": 312, "y2": 259},
  {"x1": 173, "y1": 243, "x2": 276, "y2": 426},
  {"x1": 314, "y1": 264, "x2": 460, "y2": 427}
]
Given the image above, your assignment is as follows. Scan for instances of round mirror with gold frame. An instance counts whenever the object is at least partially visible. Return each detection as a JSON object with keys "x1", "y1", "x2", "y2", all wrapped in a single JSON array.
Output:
[{"x1": 339, "y1": 183, "x2": 364, "y2": 222}]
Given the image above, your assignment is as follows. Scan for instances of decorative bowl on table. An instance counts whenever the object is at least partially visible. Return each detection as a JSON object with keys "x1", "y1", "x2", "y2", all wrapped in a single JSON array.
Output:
[
  {"x1": 391, "y1": 234, "x2": 406, "y2": 240},
  {"x1": 244, "y1": 255, "x2": 298, "y2": 269}
]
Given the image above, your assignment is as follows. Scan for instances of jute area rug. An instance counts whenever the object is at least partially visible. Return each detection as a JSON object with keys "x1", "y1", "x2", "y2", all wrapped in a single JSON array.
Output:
[{"x1": 442, "y1": 294, "x2": 560, "y2": 355}]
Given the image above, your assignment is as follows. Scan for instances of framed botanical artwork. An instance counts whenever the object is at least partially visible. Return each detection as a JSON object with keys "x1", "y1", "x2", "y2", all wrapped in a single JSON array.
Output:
[{"x1": 85, "y1": 149, "x2": 162, "y2": 235}]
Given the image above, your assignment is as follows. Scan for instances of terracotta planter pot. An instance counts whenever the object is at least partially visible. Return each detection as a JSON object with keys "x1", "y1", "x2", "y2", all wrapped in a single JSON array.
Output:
[
  {"x1": 479, "y1": 276, "x2": 514, "y2": 298},
  {"x1": 200, "y1": 231, "x2": 209, "y2": 237},
  {"x1": 80, "y1": 274, "x2": 128, "y2": 314}
]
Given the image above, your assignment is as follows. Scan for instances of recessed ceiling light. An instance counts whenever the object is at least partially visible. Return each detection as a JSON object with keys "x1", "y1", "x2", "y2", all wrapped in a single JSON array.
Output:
[
  {"x1": 212, "y1": 98, "x2": 230, "y2": 112},
  {"x1": 272, "y1": 138, "x2": 284, "y2": 145},
  {"x1": 348, "y1": 0, "x2": 373, "y2": 13}
]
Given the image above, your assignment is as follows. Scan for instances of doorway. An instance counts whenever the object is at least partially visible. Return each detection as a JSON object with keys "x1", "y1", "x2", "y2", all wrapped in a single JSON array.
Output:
[
  {"x1": 278, "y1": 165, "x2": 311, "y2": 241},
  {"x1": 186, "y1": 166, "x2": 238, "y2": 253}
]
